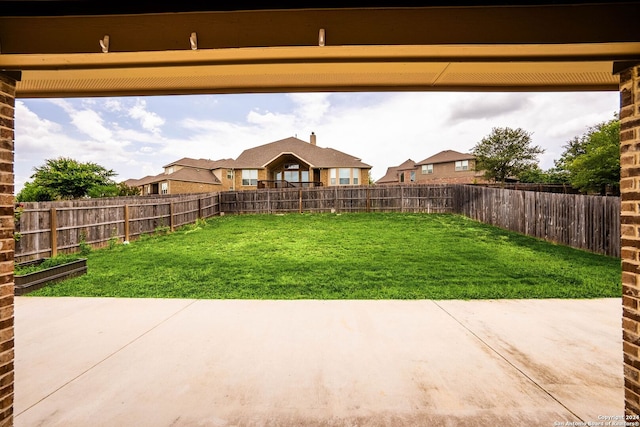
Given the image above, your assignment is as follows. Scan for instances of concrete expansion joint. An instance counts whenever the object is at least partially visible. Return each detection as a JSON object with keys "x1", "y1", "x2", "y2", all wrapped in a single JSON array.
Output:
[
  {"x1": 431, "y1": 300, "x2": 585, "y2": 423},
  {"x1": 14, "y1": 299, "x2": 198, "y2": 420}
]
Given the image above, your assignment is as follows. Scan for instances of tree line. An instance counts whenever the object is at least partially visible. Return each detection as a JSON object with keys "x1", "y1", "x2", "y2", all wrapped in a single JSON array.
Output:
[{"x1": 472, "y1": 115, "x2": 620, "y2": 195}]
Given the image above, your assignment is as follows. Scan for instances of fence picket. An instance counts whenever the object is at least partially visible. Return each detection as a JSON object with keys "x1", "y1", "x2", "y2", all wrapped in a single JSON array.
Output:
[{"x1": 14, "y1": 185, "x2": 620, "y2": 261}]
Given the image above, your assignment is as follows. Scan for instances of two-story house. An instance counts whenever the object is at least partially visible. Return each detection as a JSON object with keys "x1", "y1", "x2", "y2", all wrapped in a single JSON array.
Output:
[{"x1": 377, "y1": 150, "x2": 486, "y2": 185}]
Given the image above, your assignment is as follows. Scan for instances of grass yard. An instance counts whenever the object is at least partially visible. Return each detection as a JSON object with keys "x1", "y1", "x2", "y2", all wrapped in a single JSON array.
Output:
[{"x1": 28, "y1": 213, "x2": 621, "y2": 299}]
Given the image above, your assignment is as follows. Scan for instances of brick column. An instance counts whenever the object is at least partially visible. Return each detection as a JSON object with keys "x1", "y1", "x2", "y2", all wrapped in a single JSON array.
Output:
[
  {"x1": 0, "y1": 72, "x2": 17, "y2": 426},
  {"x1": 621, "y1": 64, "x2": 640, "y2": 416}
]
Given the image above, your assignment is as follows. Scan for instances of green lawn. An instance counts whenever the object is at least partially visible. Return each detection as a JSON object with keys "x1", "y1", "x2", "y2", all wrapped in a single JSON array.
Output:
[{"x1": 28, "y1": 213, "x2": 621, "y2": 299}]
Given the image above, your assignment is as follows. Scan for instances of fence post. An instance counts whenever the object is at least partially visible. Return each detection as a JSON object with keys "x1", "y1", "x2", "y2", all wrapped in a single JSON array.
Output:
[
  {"x1": 267, "y1": 190, "x2": 271, "y2": 214},
  {"x1": 124, "y1": 205, "x2": 130, "y2": 242},
  {"x1": 299, "y1": 189, "x2": 303, "y2": 214},
  {"x1": 197, "y1": 198, "x2": 202, "y2": 219},
  {"x1": 366, "y1": 186, "x2": 371, "y2": 212},
  {"x1": 169, "y1": 203, "x2": 175, "y2": 231},
  {"x1": 50, "y1": 207, "x2": 57, "y2": 257}
]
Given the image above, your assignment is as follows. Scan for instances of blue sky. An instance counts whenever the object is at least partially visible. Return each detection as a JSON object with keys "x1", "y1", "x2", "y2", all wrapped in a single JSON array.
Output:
[{"x1": 14, "y1": 91, "x2": 619, "y2": 192}]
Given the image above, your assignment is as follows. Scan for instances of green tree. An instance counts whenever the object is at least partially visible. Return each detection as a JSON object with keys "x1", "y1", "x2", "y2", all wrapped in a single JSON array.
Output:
[
  {"x1": 556, "y1": 117, "x2": 620, "y2": 195},
  {"x1": 472, "y1": 127, "x2": 544, "y2": 184},
  {"x1": 18, "y1": 157, "x2": 117, "y2": 201},
  {"x1": 517, "y1": 165, "x2": 569, "y2": 184},
  {"x1": 16, "y1": 181, "x2": 56, "y2": 202},
  {"x1": 87, "y1": 184, "x2": 120, "y2": 198},
  {"x1": 116, "y1": 182, "x2": 141, "y2": 196}
]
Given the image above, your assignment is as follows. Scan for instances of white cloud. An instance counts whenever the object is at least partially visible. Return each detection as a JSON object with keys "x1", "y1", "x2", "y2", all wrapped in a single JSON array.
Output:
[
  {"x1": 104, "y1": 99, "x2": 122, "y2": 112},
  {"x1": 128, "y1": 99, "x2": 165, "y2": 133},
  {"x1": 15, "y1": 91, "x2": 619, "y2": 191},
  {"x1": 449, "y1": 94, "x2": 531, "y2": 122},
  {"x1": 14, "y1": 100, "x2": 162, "y2": 191},
  {"x1": 287, "y1": 93, "x2": 331, "y2": 124},
  {"x1": 70, "y1": 109, "x2": 113, "y2": 142}
]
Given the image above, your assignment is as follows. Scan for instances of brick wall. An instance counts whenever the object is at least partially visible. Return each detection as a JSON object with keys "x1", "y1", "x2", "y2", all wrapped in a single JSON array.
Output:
[
  {"x1": 621, "y1": 64, "x2": 640, "y2": 416},
  {"x1": 168, "y1": 180, "x2": 221, "y2": 195},
  {"x1": 0, "y1": 73, "x2": 16, "y2": 426},
  {"x1": 415, "y1": 160, "x2": 483, "y2": 183}
]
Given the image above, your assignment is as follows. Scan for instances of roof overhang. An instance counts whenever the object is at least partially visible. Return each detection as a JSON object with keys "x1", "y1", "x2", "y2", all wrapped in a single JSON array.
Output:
[
  {"x1": 262, "y1": 152, "x2": 315, "y2": 169},
  {"x1": 1, "y1": 3, "x2": 639, "y2": 97}
]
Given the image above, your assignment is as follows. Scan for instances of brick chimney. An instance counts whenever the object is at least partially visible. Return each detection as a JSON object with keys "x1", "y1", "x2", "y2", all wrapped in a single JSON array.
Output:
[{"x1": 310, "y1": 132, "x2": 316, "y2": 146}]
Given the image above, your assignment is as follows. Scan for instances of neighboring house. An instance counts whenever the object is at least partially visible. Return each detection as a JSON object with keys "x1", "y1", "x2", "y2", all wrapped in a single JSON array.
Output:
[
  {"x1": 126, "y1": 133, "x2": 372, "y2": 194},
  {"x1": 376, "y1": 159, "x2": 415, "y2": 185},
  {"x1": 378, "y1": 150, "x2": 486, "y2": 185},
  {"x1": 232, "y1": 133, "x2": 371, "y2": 189},
  {"x1": 415, "y1": 150, "x2": 485, "y2": 184},
  {"x1": 126, "y1": 157, "x2": 235, "y2": 195}
]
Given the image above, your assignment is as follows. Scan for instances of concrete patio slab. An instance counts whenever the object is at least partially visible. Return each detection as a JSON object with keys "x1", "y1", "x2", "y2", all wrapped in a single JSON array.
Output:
[{"x1": 14, "y1": 298, "x2": 623, "y2": 426}]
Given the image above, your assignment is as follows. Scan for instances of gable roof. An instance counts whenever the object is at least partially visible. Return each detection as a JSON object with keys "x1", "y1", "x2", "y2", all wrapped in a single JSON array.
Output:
[
  {"x1": 376, "y1": 166, "x2": 400, "y2": 184},
  {"x1": 416, "y1": 150, "x2": 475, "y2": 165},
  {"x1": 125, "y1": 174, "x2": 163, "y2": 187},
  {"x1": 125, "y1": 169, "x2": 221, "y2": 186},
  {"x1": 233, "y1": 137, "x2": 371, "y2": 169},
  {"x1": 376, "y1": 158, "x2": 414, "y2": 184},
  {"x1": 163, "y1": 157, "x2": 235, "y2": 169},
  {"x1": 396, "y1": 159, "x2": 416, "y2": 171},
  {"x1": 165, "y1": 168, "x2": 221, "y2": 185}
]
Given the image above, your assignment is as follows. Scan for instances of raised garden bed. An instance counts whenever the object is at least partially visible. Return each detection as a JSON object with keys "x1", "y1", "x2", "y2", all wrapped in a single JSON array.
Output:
[{"x1": 15, "y1": 258, "x2": 87, "y2": 296}]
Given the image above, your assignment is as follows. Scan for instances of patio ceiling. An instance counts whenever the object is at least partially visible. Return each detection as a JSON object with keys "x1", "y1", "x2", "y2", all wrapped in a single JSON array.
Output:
[{"x1": 1, "y1": 2, "x2": 639, "y2": 97}]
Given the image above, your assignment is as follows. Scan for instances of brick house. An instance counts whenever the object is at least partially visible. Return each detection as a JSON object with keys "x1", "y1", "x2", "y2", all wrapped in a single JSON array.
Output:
[
  {"x1": 232, "y1": 133, "x2": 371, "y2": 189},
  {"x1": 379, "y1": 150, "x2": 486, "y2": 185},
  {"x1": 126, "y1": 133, "x2": 371, "y2": 194},
  {"x1": 126, "y1": 157, "x2": 236, "y2": 195},
  {"x1": 376, "y1": 159, "x2": 416, "y2": 184}
]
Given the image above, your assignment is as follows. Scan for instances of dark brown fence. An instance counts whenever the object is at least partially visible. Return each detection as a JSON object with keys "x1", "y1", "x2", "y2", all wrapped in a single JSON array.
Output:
[
  {"x1": 14, "y1": 184, "x2": 621, "y2": 261},
  {"x1": 452, "y1": 185, "x2": 620, "y2": 257},
  {"x1": 15, "y1": 193, "x2": 220, "y2": 262}
]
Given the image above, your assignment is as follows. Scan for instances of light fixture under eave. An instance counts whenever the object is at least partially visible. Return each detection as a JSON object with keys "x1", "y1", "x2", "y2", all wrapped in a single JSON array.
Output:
[
  {"x1": 318, "y1": 29, "x2": 325, "y2": 47},
  {"x1": 190, "y1": 32, "x2": 198, "y2": 50},
  {"x1": 99, "y1": 35, "x2": 109, "y2": 53}
]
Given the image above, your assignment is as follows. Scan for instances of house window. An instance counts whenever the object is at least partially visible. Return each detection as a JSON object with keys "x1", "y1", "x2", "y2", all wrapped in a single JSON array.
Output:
[
  {"x1": 167, "y1": 167, "x2": 174, "y2": 174},
  {"x1": 329, "y1": 168, "x2": 361, "y2": 185},
  {"x1": 242, "y1": 169, "x2": 258, "y2": 186},
  {"x1": 226, "y1": 169, "x2": 233, "y2": 179},
  {"x1": 410, "y1": 171, "x2": 416, "y2": 182},
  {"x1": 284, "y1": 170, "x2": 299, "y2": 182},
  {"x1": 339, "y1": 168, "x2": 350, "y2": 185},
  {"x1": 399, "y1": 172, "x2": 405, "y2": 183},
  {"x1": 160, "y1": 182, "x2": 168, "y2": 195},
  {"x1": 455, "y1": 160, "x2": 469, "y2": 171},
  {"x1": 422, "y1": 164, "x2": 433, "y2": 174}
]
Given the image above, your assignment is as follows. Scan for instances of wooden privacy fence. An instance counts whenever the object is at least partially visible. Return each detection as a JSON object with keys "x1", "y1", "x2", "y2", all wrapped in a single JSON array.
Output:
[
  {"x1": 15, "y1": 193, "x2": 220, "y2": 262},
  {"x1": 452, "y1": 185, "x2": 620, "y2": 257},
  {"x1": 14, "y1": 184, "x2": 621, "y2": 261},
  {"x1": 219, "y1": 185, "x2": 455, "y2": 214}
]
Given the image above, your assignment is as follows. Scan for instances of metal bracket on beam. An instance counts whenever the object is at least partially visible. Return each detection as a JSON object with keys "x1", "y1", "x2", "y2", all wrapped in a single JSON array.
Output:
[
  {"x1": 190, "y1": 32, "x2": 198, "y2": 50},
  {"x1": 99, "y1": 35, "x2": 109, "y2": 53},
  {"x1": 319, "y1": 29, "x2": 325, "y2": 47}
]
